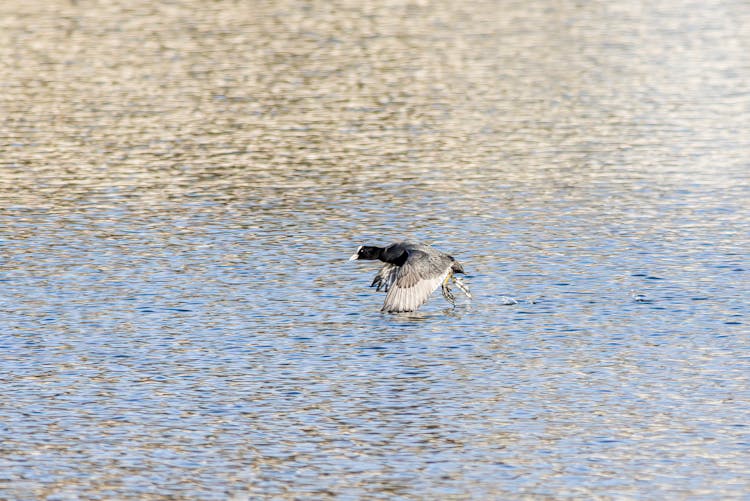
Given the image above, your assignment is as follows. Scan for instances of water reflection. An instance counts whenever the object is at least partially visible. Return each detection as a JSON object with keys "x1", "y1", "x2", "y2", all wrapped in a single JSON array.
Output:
[{"x1": 1, "y1": 0, "x2": 749, "y2": 498}]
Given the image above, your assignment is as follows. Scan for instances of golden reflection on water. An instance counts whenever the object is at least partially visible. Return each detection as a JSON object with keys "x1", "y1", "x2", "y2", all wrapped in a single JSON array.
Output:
[{"x1": 2, "y1": 0, "x2": 748, "y2": 211}]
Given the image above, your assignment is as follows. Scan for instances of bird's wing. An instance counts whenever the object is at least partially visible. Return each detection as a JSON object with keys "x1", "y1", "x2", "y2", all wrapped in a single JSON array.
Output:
[
  {"x1": 371, "y1": 263, "x2": 399, "y2": 292},
  {"x1": 381, "y1": 250, "x2": 450, "y2": 313}
]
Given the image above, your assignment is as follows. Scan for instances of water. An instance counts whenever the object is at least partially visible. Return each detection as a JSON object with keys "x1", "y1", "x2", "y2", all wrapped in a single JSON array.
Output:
[{"x1": 1, "y1": 0, "x2": 749, "y2": 498}]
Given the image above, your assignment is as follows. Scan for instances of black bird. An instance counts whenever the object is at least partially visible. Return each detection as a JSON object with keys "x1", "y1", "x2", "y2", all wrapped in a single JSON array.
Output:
[{"x1": 349, "y1": 241, "x2": 471, "y2": 313}]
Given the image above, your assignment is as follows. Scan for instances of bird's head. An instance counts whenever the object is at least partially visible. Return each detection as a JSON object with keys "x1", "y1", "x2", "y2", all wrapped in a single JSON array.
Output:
[{"x1": 349, "y1": 245, "x2": 382, "y2": 261}]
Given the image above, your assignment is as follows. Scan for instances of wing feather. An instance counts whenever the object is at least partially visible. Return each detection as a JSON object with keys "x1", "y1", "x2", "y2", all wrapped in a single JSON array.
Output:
[
  {"x1": 371, "y1": 263, "x2": 399, "y2": 292},
  {"x1": 381, "y1": 250, "x2": 451, "y2": 313}
]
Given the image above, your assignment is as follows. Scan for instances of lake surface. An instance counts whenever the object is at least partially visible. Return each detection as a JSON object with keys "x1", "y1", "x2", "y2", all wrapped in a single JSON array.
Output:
[{"x1": 1, "y1": 0, "x2": 749, "y2": 498}]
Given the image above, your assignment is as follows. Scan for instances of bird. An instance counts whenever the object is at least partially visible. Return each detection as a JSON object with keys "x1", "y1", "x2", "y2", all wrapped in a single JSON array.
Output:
[{"x1": 349, "y1": 241, "x2": 471, "y2": 313}]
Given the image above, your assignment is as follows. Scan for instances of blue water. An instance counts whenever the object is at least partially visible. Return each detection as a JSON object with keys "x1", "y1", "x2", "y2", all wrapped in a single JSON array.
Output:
[{"x1": 1, "y1": 0, "x2": 749, "y2": 498}]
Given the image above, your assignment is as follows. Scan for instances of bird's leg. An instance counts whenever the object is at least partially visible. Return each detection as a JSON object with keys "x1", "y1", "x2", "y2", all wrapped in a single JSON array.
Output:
[
  {"x1": 441, "y1": 272, "x2": 456, "y2": 306},
  {"x1": 452, "y1": 275, "x2": 472, "y2": 299}
]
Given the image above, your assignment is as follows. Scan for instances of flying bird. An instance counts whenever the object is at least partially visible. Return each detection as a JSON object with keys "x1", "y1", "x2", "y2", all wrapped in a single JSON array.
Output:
[{"x1": 349, "y1": 241, "x2": 471, "y2": 313}]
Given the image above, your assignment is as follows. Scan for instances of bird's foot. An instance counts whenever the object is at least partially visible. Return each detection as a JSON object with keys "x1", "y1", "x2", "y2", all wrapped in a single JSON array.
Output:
[
  {"x1": 442, "y1": 274, "x2": 456, "y2": 306},
  {"x1": 452, "y1": 276, "x2": 472, "y2": 299}
]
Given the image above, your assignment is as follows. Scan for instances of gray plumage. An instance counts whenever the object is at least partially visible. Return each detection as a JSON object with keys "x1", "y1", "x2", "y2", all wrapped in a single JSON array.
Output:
[{"x1": 350, "y1": 241, "x2": 471, "y2": 313}]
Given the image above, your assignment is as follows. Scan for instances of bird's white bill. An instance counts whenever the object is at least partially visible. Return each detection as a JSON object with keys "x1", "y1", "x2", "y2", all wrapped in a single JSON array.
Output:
[{"x1": 349, "y1": 246, "x2": 362, "y2": 261}]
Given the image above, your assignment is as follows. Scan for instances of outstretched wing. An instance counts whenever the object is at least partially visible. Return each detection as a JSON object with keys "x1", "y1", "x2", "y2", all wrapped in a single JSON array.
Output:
[{"x1": 381, "y1": 250, "x2": 451, "y2": 313}]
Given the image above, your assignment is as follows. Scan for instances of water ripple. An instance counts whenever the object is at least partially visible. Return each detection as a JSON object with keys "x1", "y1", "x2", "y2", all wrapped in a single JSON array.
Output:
[{"x1": 1, "y1": 0, "x2": 749, "y2": 498}]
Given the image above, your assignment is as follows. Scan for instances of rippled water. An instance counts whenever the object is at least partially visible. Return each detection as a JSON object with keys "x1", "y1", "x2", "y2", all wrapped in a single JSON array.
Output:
[{"x1": 1, "y1": 0, "x2": 749, "y2": 498}]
